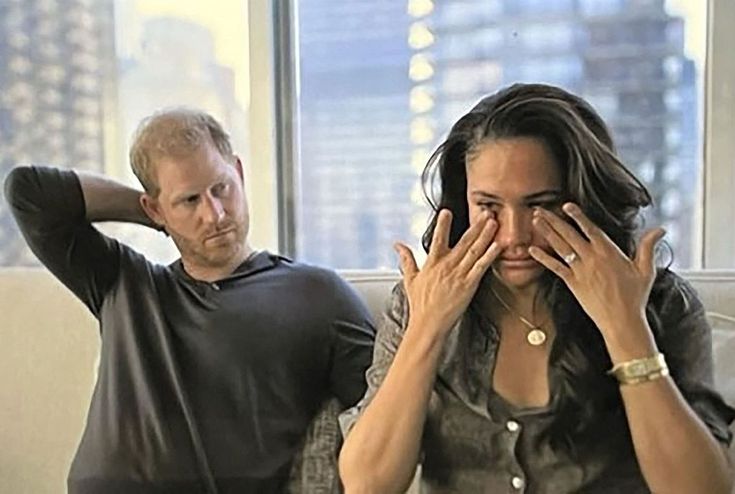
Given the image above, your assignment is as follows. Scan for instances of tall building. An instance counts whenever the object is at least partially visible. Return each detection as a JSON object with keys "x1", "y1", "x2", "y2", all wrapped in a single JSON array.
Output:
[
  {"x1": 580, "y1": 1, "x2": 696, "y2": 265},
  {"x1": 427, "y1": 0, "x2": 698, "y2": 266},
  {"x1": 296, "y1": 0, "x2": 699, "y2": 268},
  {"x1": 0, "y1": 0, "x2": 117, "y2": 266},
  {"x1": 297, "y1": 0, "x2": 416, "y2": 269},
  {"x1": 0, "y1": 4, "x2": 249, "y2": 266}
]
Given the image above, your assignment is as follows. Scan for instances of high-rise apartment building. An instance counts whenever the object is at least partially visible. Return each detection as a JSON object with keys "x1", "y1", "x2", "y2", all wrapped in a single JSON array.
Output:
[{"x1": 0, "y1": 0, "x2": 117, "y2": 265}]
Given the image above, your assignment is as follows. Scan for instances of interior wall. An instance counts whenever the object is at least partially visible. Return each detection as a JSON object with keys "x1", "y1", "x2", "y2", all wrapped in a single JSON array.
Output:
[{"x1": 0, "y1": 269, "x2": 98, "y2": 494}]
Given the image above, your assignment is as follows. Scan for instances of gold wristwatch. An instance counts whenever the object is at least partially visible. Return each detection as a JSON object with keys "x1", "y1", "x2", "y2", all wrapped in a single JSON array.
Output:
[{"x1": 608, "y1": 353, "x2": 669, "y2": 385}]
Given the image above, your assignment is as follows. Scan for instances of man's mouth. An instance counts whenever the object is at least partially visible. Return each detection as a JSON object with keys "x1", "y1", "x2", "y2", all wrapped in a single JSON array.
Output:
[{"x1": 204, "y1": 228, "x2": 234, "y2": 241}]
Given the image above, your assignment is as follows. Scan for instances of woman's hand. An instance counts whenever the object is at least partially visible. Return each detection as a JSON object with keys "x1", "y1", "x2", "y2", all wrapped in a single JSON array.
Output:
[
  {"x1": 395, "y1": 209, "x2": 501, "y2": 340},
  {"x1": 528, "y1": 202, "x2": 666, "y2": 349}
]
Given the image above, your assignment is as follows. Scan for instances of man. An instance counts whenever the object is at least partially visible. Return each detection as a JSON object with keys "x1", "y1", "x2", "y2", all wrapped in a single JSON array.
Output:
[{"x1": 4, "y1": 108, "x2": 376, "y2": 493}]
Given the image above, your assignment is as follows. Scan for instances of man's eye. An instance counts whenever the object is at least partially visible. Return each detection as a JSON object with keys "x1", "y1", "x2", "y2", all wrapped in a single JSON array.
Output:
[
  {"x1": 212, "y1": 183, "x2": 228, "y2": 196},
  {"x1": 185, "y1": 195, "x2": 199, "y2": 204}
]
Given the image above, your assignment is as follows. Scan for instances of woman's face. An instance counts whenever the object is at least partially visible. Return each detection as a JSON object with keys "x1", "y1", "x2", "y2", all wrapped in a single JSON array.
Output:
[{"x1": 466, "y1": 137, "x2": 563, "y2": 291}]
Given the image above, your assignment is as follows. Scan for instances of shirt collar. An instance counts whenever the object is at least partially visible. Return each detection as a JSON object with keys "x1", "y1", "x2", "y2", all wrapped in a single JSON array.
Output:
[{"x1": 171, "y1": 250, "x2": 291, "y2": 283}]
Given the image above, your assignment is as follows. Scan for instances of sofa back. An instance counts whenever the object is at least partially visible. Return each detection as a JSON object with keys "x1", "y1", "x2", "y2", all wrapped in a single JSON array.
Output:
[
  {"x1": 347, "y1": 270, "x2": 735, "y2": 399},
  {"x1": 1, "y1": 268, "x2": 734, "y2": 493}
]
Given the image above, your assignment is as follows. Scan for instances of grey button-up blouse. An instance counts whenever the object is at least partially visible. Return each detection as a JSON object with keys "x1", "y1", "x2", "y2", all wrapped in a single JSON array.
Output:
[{"x1": 340, "y1": 270, "x2": 734, "y2": 493}]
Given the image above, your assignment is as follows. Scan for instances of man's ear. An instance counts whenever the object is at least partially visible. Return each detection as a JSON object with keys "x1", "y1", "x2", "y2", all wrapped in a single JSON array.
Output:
[
  {"x1": 234, "y1": 156, "x2": 244, "y2": 181},
  {"x1": 140, "y1": 193, "x2": 165, "y2": 227}
]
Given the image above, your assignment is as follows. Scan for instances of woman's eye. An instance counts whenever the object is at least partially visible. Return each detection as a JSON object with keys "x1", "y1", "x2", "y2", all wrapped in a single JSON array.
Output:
[
  {"x1": 529, "y1": 200, "x2": 561, "y2": 210},
  {"x1": 478, "y1": 202, "x2": 500, "y2": 211}
]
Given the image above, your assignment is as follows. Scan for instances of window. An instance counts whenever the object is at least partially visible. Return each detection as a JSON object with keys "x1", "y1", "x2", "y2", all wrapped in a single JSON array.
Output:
[
  {"x1": 2, "y1": 1, "x2": 733, "y2": 272},
  {"x1": 288, "y1": 0, "x2": 725, "y2": 270},
  {"x1": 439, "y1": 1, "x2": 502, "y2": 27},
  {"x1": 0, "y1": 0, "x2": 252, "y2": 266}
]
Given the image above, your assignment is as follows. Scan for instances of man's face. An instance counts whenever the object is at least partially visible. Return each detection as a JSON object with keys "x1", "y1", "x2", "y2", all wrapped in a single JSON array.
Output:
[{"x1": 144, "y1": 140, "x2": 250, "y2": 273}]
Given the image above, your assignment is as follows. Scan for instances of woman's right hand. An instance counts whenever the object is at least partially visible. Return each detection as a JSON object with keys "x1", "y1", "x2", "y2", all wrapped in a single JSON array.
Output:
[{"x1": 395, "y1": 209, "x2": 501, "y2": 340}]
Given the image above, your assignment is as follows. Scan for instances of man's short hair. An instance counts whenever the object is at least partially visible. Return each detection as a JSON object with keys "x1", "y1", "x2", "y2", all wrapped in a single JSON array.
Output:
[{"x1": 129, "y1": 108, "x2": 234, "y2": 196}]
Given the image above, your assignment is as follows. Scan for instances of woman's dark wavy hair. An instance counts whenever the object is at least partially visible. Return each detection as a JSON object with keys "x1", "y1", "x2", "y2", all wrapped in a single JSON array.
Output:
[{"x1": 421, "y1": 83, "x2": 654, "y2": 452}]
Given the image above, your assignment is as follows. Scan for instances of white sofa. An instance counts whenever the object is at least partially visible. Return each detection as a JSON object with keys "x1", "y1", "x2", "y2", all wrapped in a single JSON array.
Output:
[{"x1": 1, "y1": 268, "x2": 734, "y2": 494}]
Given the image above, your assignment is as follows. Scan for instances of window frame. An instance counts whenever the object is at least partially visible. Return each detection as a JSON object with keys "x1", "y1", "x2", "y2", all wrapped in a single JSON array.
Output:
[{"x1": 702, "y1": 0, "x2": 735, "y2": 269}]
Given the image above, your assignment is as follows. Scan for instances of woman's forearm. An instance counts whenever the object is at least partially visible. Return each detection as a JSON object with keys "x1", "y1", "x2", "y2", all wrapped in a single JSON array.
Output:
[
  {"x1": 620, "y1": 376, "x2": 732, "y2": 494},
  {"x1": 605, "y1": 319, "x2": 733, "y2": 493},
  {"x1": 339, "y1": 322, "x2": 445, "y2": 494}
]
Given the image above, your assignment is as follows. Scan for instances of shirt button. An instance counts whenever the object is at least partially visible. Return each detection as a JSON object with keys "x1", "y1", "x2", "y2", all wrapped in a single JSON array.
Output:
[
  {"x1": 211, "y1": 283, "x2": 220, "y2": 291},
  {"x1": 506, "y1": 420, "x2": 520, "y2": 432},
  {"x1": 511, "y1": 476, "x2": 525, "y2": 490}
]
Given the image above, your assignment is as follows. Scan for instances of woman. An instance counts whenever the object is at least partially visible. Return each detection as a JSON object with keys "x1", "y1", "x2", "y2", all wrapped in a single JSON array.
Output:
[{"x1": 338, "y1": 83, "x2": 734, "y2": 493}]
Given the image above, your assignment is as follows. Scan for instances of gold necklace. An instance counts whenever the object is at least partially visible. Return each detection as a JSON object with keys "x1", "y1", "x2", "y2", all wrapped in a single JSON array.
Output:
[{"x1": 489, "y1": 285, "x2": 548, "y2": 346}]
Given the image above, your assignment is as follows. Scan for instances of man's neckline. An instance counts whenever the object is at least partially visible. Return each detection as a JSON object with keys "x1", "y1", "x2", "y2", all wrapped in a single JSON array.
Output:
[{"x1": 172, "y1": 249, "x2": 278, "y2": 283}]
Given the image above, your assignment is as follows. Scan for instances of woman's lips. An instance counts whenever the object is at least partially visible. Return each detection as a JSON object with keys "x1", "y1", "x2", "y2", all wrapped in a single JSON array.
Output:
[{"x1": 498, "y1": 258, "x2": 538, "y2": 269}]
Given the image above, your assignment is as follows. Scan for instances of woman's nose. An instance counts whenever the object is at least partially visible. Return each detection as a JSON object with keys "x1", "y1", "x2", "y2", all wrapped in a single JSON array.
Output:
[{"x1": 495, "y1": 209, "x2": 532, "y2": 248}]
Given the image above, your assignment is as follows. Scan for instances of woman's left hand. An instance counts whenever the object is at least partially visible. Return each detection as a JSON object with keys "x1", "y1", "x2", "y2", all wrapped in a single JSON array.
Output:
[{"x1": 528, "y1": 202, "x2": 666, "y2": 345}]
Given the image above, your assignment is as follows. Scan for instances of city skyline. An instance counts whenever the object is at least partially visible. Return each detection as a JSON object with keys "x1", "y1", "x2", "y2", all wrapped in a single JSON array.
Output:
[
  {"x1": 0, "y1": 0, "x2": 704, "y2": 270},
  {"x1": 296, "y1": 0, "x2": 701, "y2": 269},
  {"x1": 0, "y1": 2, "x2": 250, "y2": 266}
]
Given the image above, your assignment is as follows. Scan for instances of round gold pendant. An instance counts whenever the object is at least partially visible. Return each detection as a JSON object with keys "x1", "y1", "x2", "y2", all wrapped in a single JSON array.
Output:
[{"x1": 527, "y1": 329, "x2": 547, "y2": 346}]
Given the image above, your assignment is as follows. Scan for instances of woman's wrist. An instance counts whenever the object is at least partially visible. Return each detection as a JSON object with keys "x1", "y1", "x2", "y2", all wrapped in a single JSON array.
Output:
[
  {"x1": 404, "y1": 318, "x2": 451, "y2": 355},
  {"x1": 600, "y1": 315, "x2": 659, "y2": 364}
]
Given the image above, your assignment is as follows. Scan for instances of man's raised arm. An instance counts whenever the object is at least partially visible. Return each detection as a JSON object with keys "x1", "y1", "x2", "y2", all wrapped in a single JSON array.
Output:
[{"x1": 4, "y1": 165, "x2": 160, "y2": 315}]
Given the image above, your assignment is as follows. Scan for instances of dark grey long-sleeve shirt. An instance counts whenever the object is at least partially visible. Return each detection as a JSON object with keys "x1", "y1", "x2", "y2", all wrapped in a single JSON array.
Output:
[
  {"x1": 5, "y1": 166, "x2": 376, "y2": 494},
  {"x1": 341, "y1": 274, "x2": 734, "y2": 493}
]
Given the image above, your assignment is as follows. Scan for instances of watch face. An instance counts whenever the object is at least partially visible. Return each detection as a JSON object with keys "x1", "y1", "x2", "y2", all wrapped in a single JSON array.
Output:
[{"x1": 629, "y1": 362, "x2": 647, "y2": 376}]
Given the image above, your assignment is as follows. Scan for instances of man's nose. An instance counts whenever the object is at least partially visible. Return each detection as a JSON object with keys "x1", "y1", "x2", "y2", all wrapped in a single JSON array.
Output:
[{"x1": 201, "y1": 192, "x2": 225, "y2": 224}]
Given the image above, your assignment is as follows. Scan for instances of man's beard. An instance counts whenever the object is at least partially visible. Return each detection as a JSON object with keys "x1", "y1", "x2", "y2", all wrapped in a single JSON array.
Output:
[{"x1": 170, "y1": 222, "x2": 246, "y2": 269}]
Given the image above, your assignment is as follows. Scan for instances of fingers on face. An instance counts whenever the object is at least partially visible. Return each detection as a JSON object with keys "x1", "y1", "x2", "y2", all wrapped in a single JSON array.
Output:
[
  {"x1": 428, "y1": 209, "x2": 453, "y2": 260},
  {"x1": 426, "y1": 210, "x2": 499, "y2": 282},
  {"x1": 528, "y1": 245, "x2": 572, "y2": 282},
  {"x1": 467, "y1": 241, "x2": 502, "y2": 281},
  {"x1": 452, "y1": 213, "x2": 497, "y2": 263},
  {"x1": 533, "y1": 204, "x2": 594, "y2": 258},
  {"x1": 532, "y1": 210, "x2": 580, "y2": 262},
  {"x1": 455, "y1": 217, "x2": 499, "y2": 273},
  {"x1": 455, "y1": 211, "x2": 496, "y2": 248},
  {"x1": 560, "y1": 203, "x2": 605, "y2": 244}
]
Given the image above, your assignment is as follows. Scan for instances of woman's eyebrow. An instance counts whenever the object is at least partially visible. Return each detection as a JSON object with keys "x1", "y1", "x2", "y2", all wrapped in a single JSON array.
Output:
[
  {"x1": 524, "y1": 190, "x2": 562, "y2": 201},
  {"x1": 469, "y1": 189, "x2": 562, "y2": 200}
]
